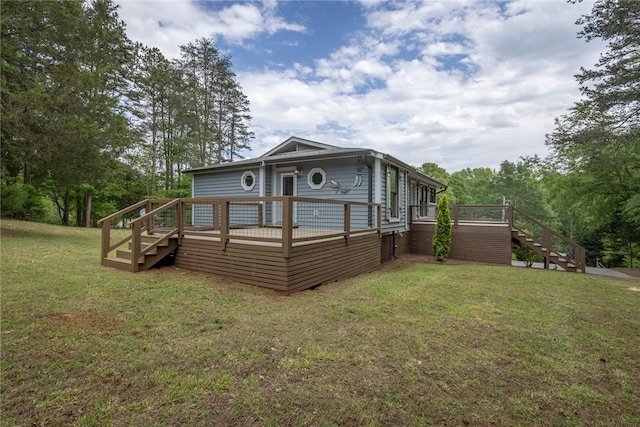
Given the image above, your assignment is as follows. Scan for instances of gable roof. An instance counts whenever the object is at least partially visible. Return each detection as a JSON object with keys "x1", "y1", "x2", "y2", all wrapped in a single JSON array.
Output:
[{"x1": 261, "y1": 136, "x2": 340, "y2": 157}]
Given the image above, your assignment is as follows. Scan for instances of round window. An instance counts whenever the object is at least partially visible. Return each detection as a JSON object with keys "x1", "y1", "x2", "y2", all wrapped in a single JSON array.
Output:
[
  {"x1": 307, "y1": 168, "x2": 326, "y2": 190},
  {"x1": 241, "y1": 171, "x2": 256, "y2": 191}
]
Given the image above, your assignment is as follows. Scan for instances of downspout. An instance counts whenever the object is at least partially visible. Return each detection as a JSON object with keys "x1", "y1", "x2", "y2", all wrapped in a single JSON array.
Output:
[
  {"x1": 392, "y1": 230, "x2": 397, "y2": 259},
  {"x1": 368, "y1": 163, "x2": 373, "y2": 228}
]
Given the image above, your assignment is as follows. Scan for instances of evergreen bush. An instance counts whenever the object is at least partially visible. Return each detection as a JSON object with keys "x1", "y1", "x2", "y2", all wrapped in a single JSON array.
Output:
[{"x1": 432, "y1": 194, "x2": 451, "y2": 261}]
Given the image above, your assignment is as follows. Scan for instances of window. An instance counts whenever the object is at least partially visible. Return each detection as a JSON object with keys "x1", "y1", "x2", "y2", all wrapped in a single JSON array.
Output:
[
  {"x1": 241, "y1": 171, "x2": 256, "y2": 191},
  {"x1": 429, "y1": 187, "x2": 436, "y2": 203},
  {"x1": 307, "y1": 167, "x2": 326, "y2": 190},
  {"x1": 417, "y1": 185, "x2": 429, "y2": 216},
  {"x1": 387, "y1": 166, "x2": 399, "y2": 219}
]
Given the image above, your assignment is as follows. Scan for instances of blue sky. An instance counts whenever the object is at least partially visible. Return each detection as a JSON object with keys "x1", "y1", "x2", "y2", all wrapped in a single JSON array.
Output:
[{"x1": 115, "y1": 0, "x2": 604, "y2": 172}]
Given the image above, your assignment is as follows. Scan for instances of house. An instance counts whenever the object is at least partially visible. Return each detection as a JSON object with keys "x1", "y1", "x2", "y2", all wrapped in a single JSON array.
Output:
[
  {"x1": 98, "y1": 137, "x2": 586, "y2": 294},
  {"x1": 185, "y1": 136, "x2": 446, "y2": 260}
]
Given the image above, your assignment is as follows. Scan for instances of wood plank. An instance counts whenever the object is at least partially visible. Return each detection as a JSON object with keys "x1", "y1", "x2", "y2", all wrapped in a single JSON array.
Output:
[{"x1": 174, "y1": 232, "x2": 381, "y2": 293}]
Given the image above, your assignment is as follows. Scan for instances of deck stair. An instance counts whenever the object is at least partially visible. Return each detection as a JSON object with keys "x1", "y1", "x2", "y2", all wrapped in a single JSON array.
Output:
[
  {"x1": 511, "y1": 229, "x2": 580, "y2": 272},
  {"x1": 103, "y1": 234, "x2": 179, "y2": 272},
  {"x1": 98, "y1": 198, "x2": 182, "y2": 273},
  {"x1": 508, "y1": 206, "x2": 586, "y2": 273}
]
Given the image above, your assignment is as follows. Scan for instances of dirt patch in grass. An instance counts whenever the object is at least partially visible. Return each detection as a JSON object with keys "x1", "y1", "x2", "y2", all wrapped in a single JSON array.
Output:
[{"x1": 44, "y1": 312, "x2": 122, "y2": 335}]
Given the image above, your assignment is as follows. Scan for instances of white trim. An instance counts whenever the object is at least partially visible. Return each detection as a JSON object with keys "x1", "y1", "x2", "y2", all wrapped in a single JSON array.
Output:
[
  {"x1": 307, "y1": 167, "x2": 326, "y2": 190},
  {"x1": 374, "y1": 158, "x2": 382, "y2": 204},
  {"x1": 259, "y1": 165, "x2": 265, "y2": 197},
  {"x1": 271, "y1": 167, "x2": 298, "y2": 225},
  {"x1": 241, "y1": 171, "x2": 256, "y2": 191}
]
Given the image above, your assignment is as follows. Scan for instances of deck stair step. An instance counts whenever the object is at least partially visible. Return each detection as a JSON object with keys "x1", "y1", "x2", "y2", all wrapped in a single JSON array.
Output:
[
  {"x1": 102, "y1": 233, "x2": 179, "y2": 273},
  {"x1": 116, "y1": 249, "x2": 146, "y2": 264}
]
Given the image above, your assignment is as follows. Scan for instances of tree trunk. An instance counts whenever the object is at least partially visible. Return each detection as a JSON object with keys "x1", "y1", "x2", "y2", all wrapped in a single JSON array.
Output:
[
  {"x1": 76, "y1": 192, "x2": 83, "y2": 226},
  {"x1": 24, "y1": 163, "x2": 31, "y2": 184},
  {"x1": 63, "y1": 190, "x2": 70, "y2": 226},
  {"x1": 85, "y1": 189, "x2": 92, "y2": 228}
]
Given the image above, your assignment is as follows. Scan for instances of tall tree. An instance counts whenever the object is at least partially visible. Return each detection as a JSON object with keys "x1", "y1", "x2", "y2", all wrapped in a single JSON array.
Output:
[
  {"x1": 492, "y1": 157, "x2": 553, "y2": 222},
  {"x1": 178, "y1": 38, "x2": 253, "y2": 167},
  {"x1": 449, "y1": 167, "x2": 497, "y2": 205},
  {"x1": 1, "y1": 0, "x2": 135, "y2": 225},
  {"x1": 547, "y1": 0, "x2": 640, "y2": 265},
  {"x1": 134, "y1": 46, "x2": 189, "y2": 194}
]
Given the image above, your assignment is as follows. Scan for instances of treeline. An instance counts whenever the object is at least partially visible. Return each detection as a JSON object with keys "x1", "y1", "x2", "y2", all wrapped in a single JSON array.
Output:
[{"x1": 1, "y1": 0, "x2": 253, "y2": 226}]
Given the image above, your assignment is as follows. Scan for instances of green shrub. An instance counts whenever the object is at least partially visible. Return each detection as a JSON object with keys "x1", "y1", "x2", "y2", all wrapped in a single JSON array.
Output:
[
  {"x1": 432, "y1": 194, "x2": 451, "y2": 261},
  {"x1": 0, "y1": 176, "x2": 47, "y2": 221},
  {"x1": 513, "y1": 228, "x2": 539, "y2": 267}
]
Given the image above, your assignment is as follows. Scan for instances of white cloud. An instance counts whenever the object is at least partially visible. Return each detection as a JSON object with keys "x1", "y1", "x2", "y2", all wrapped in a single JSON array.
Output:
[
  {"x1": 114, "y1": 0, "x2": 305, "y2": 58},
  {"x1": 116, "y1": 0, "x2": 605, "y2": 172}
]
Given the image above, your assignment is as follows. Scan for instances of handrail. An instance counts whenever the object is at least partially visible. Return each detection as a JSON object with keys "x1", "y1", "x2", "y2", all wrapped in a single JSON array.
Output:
[
  {"x1": 97, "y1": 199, "x2": 170, "y2": 225},
  {"x1": 511, "y1": 206, "x2": 586, "y2": 271},
  {"x1": 178, "y1": 196, "x2": 380, "y2": 257}
]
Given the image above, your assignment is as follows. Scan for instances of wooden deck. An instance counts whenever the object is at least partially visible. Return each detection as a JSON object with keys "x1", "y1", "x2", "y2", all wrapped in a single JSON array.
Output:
[
  {"x1": 175, "y1": 231, "x2": 380, "y2": 293},
  {"x1": 410, "y1": 221, "x2": 513, "y2": 265},
  {"x1": 98, "y1": 197, "x2": 383, "y2": 293},
  {"x1": 409, "y1": 205, "x2": 586, "y2": 272}
]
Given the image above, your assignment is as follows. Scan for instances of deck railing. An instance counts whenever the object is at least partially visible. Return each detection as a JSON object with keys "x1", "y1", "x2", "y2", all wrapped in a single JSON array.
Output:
[
  {"x1": 180, "y1": 196, "x2": 381, "y2": 258},
  {"x1": 99, "y1": 197, "x2": 381, "y2": 263}
]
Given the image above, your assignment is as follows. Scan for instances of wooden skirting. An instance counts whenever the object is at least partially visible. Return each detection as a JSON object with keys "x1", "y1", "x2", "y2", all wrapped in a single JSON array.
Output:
[
  {"x1": 410, "y1": 222, "x2": 512, "y2": 265},
  {"x1": 174, "y1": 232, "x2": 381, "y2": 293}
]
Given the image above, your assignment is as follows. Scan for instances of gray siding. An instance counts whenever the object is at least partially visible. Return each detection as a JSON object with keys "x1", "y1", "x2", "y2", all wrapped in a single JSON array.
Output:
[
  {"x1": 189, "y1": 157, "x2": 421, "y2": 233},
  {"x1": 192, "y1": 169, "x2": 260, "y2": 226},
  {"x1": 193, "y1": 168, "x2": 260, "y2": 197},
  {"x1": 297, "y1": 157, "x2": 370, "y2": 202},
  {"x1": 295, "y1": 157, "x2": 371, "y2": 229}
]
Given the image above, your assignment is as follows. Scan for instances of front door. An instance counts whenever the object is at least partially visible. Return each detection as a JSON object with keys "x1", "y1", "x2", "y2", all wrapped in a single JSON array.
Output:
[{"x1": 275, "y1": 172, "x2": 297, "y2": 224}]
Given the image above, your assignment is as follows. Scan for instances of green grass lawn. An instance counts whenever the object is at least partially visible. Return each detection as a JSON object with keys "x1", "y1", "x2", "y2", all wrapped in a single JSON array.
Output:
[{"x1": 1, "y1": 219, "x2": 639, "y2": 426}]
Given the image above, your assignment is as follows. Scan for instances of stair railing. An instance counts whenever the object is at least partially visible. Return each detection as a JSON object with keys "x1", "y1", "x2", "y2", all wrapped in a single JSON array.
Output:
[
  {"x1": 98, "y1": 199, "x2": 153, "y2": 262},
  {"x1": 509, "y1": 206, "x2": 587, "y2": 272},
  {"x1": 97, "y1": 199, "x2": 172, "y2": 269},
  {"x1": 129, "y1": 198, "x2": 182, "y2": 272}
]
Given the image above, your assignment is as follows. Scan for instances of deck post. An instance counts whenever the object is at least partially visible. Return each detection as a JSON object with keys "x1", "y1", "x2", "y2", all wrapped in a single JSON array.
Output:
[
  {"x1": 282, "y1": 197, "x2": 293, "y2": 258},
  {"x1": 377, "y1": 205, "x2": 382, "y2": 233},
  {"x1": 131, "y1": 220, "x2": 141, "y2": 273},
  {"x1": 258, "y1": 203, "x2": 263, "y2": 228},
  {"x1": 453, "y1": 205, "x2": 459, "y2": 227},
  {"x1": 176, "y1": 200, "x2": 183, "y2": 244},
  {"x1": 213, "y1": 202, "x2": 220, "y2": 230},
  {"x1": 344, "y1": 203, "x2": 351, "y2": 245},
  {"x1": 221, "y1": 201, "x2": 229, "y2": 251},
  {"x1": 507, "y1": 205, "x2": 513, "y2": 229},
  {"x1": 101, "y1": 219, "x2": 111, "y2": 262},
  {"x1": 577, "y1": 247, "x2": 586, "y2": 272},
  {"x1": 543, "y1": 228, "x2": 551, "y2": 269},
  {"x1": 145, "y1": 200, "x2": 153, "y2": 234}
]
